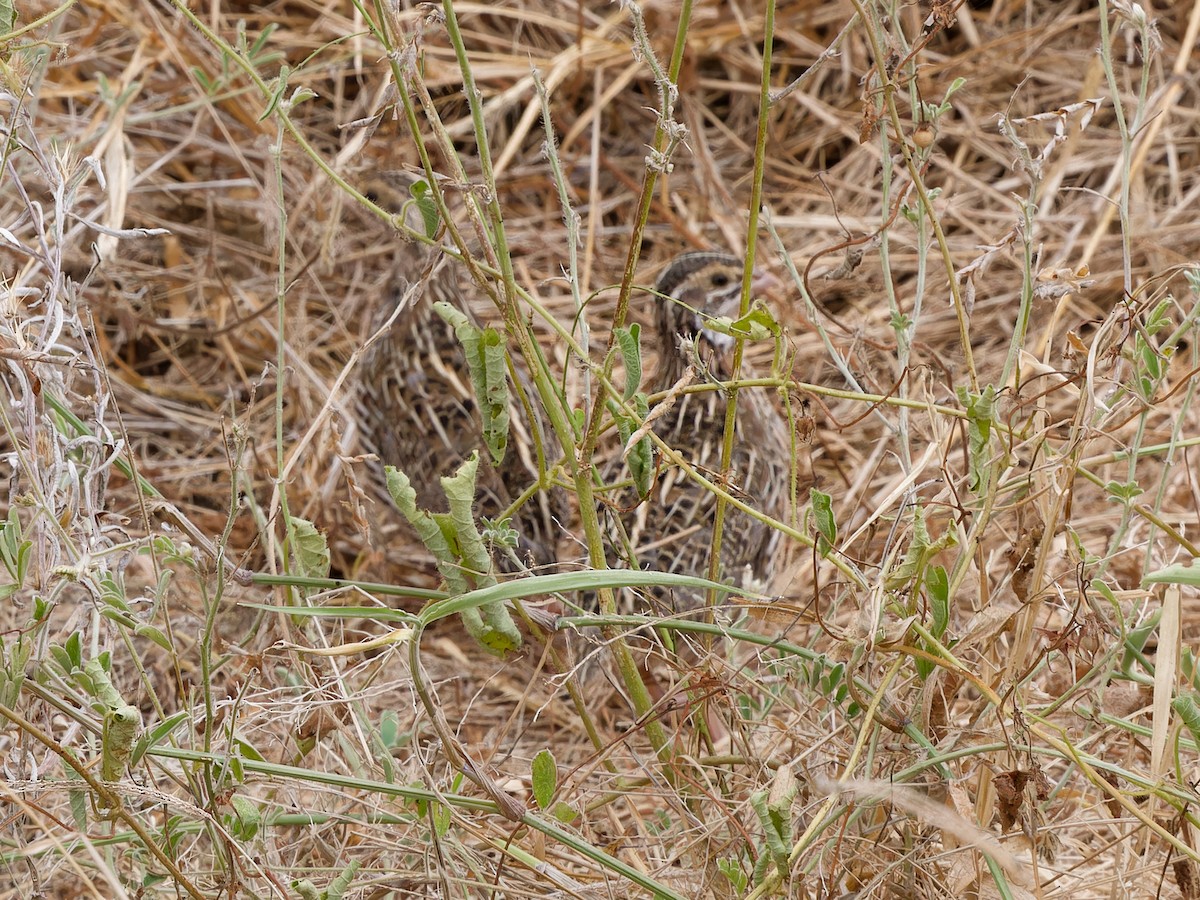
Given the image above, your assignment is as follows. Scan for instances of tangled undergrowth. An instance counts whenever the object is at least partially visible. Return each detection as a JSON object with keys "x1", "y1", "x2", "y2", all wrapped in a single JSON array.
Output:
[{"x1": 2, "y1": 0, "x2": 1200, "y2": 897}]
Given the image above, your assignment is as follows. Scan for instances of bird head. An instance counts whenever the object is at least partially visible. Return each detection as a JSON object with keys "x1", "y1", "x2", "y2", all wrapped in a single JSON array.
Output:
[{"x1": 653, "y1": 251, "x2": 779, "y2": 352}]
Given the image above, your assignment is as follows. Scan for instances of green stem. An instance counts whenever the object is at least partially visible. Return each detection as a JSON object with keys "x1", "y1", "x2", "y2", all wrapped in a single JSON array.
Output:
[{"x1": 706, "y1": 0, "x2": 776, "y2": 605}]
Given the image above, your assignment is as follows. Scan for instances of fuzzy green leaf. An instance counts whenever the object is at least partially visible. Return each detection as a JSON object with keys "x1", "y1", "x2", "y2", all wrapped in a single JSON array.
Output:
[
  {"x1": 69, "y1": 780, "x2": 87, "y2": 831},
  {"x1": 1104, "y1": 480, "x2": 1144, "y2": 504},
  {"x1": 228, "y1": 794, "x2": 261, "y2": 841},
  {"x1": 884, "y1": 504, "x2": 957, "y2": 592},
  {"x1": 552, "y1": 802, "x2": 578, "y2": 824},
  {"x1": 326, "y1": 860, "x2": 362, "y2": 900},
  {"x1": 617, "y1": 393, "x2": 653, "y2": 500},
  {"x1": 385, "y1": 466, "x2": 465, "y2": 594},
  {"x1": 289, "y1": 517, "x2": 330, "y2": 579},
  {"x1": 406, "y1": 178, "x2": 440, "y2": 238},
  {"x1": 725, "y1": 301, "x2": 782, "y2": 341},
  {"x1": 956, "y1": 385, "x2": 998, "y2": 494},
  {"x1": 432, "y1": 800, "x2": 451, "y2": 838},
  {"x1": 531, "y1": 748, "x2": 557, "y2": 810},
  {"x1": 1145, "y1": 562, "x2": 1200, "y2": 586},
  {"x1": 83, "y1": 657, "x2": 124, "y2": 710},
  {"x1": 257, "y1": 65, "x2": 290, "y2": 122},
  {"x1": 718, "y1": 857, "x2": 749, "y2": 893},
  {"x1": 102, "y1": 705, "x2": 142, "y2": 781},
  {"x1": 393, "y1": 454, "x2": 520, "y2": 655},
  {"x1": 1173, "y1": 693, "x2": 1200, "y2": 746},
  {"x1": 0, "y1": 507, "x2": 30, "y2": 586},
  {"x1": 134, "y1": 623, "x2": 173, "y2": 652},
  {"x1": 615, "y1": 323, "x2": 643, "y2": 401},
  {"x1": 435, "y1": 302, "x2": 510, "y2": 465},
  {"x1": 131, "y1": 712, "x2": 190, "y2": 767},
  {"x1": 810, "y1": 489, "x2": 836, "y2": 557}
]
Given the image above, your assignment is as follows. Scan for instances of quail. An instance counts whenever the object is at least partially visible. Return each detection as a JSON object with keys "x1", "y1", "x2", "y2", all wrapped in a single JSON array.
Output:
[
  {"x1": 603, "y1": 251, "x2": 792, "y2": 612},
  {"x1": 355, "y1": 172, "x2": 564, "y2": 570}
]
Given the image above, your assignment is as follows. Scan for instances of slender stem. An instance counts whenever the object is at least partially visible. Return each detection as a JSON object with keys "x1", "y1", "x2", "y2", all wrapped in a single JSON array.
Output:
[{"x1": 705, "y1": 0, "x2": 776, "y2": 604}]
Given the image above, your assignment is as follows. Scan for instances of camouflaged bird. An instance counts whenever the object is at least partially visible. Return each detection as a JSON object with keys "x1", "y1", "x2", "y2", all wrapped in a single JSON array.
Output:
[
  {"x1": 603, "y1": 251, "x2": 791, "y2": 612},
  {"x1": 355, "y1": 172, "x2": 564, "y2": 570}
]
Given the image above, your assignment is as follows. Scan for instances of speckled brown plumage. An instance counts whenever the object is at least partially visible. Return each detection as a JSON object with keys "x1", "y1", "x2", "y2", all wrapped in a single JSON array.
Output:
[
  {"x1": 355, "y1": 172, "x2": 564, "y2": 569},
  {"x1": 605, "y1": 251, "x2": 791, "y2": 611}
]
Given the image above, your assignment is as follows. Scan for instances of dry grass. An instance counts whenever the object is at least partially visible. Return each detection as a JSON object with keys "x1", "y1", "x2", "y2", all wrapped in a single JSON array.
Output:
[{"x1": 2, "y1": 0, "x2": 1200, "y2": 896}]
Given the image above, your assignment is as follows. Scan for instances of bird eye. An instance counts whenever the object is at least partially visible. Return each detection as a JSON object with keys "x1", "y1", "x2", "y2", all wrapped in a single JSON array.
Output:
[
  {"x1": 711, "y1": 272, "x2": 731, "y2": 288},
  {"x1": 365, "y1": 189, "x2": 380, "y2": 203}
]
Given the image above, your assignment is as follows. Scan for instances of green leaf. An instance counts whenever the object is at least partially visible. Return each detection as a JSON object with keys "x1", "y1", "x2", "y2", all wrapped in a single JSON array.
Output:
[
  {"x1": 99, "y1": 573, "x2": 130, "y2": 612},
  {"x1": 1174, "y1": 693, "x2": 1200, "y2": 746},
  {"x1": 956, "y1": 385, "x2": 998, "y2": 494},
  {"x1": 287, "y1": 86, "x2": 317, "y2": 109},
  {"x1": 717, "y1": 857, "x2": 749, "y2": 893},
  {"x1": 159, "y1": 814, "x2": 187, "y2": 856},
  {"x1": 616, "y1": 393, "x2": 653, "y2": 500},
  {"x1": 726, "y1": 301, "x2": 782, "y2": 341},
  {"x1": 68, "y1": 783, "x2": 87, "y2": 831},
  {"x1": 1145, "y1": 561, "x2": 1200, "y2": 586},
  {"x1": 551, "y1": 802, "x2": 578, "y2": 824},
  {"x1": 228, "y1": 794, "x2": 261, "y2": 841},
  {"x1": 810, "y1": 489, "x2": 836, "y2": 557},
  {"x1": 917, "y1": 565, "x2": 950, "y2": 680},
  {"x1": 1104, "y1": 480, "x2": 1144, "y2": 504},
  {"x1": 435, "y1": 302, "x2": 510, "y2": 465},
  {"x1": 0, "y1": 0, "x2": 17, "y2": 33},
  {"x1": 407, "y1": 178, "x2": 440, "y2": 239},
  {"x1": 614, "y1": 323, "x2": 643, "y2": 401},
  {"x1": 134, "y1": 623, "x2": 172, "y2": 652},
  {"x1": 289, "y1": 517, "x2": 330, "y2": 579},
  {"x1": 531, "y1": 748, "x2": 557, "y2": 810},
  {"x1": 378, "y1": 709, "x2": 401, "y2": 748},
  {"x1": 257, "y1": 64, "x2": 291, "y2": 122},
  {"x1": 232, "y1": 737, "x2": 267, "y2": 763},
  {"x1": 479, "y1": 516, "x2": 519, "y2": 554},
  {"x1": 391, "y1": 454, "x2": 520, "y2": 655},
  {"x1": 326, "y1": 860, "x2": 362, "y2": 900},
  {"x1": 0, "y1": 634, "x2": 29, "y2": 707},
  {"x1": 245, "y1": 23, "x2": 279, "y2": 64},
  {"x1": 0, "y1": 507, "x2": 30, "y2": 585},
  {"x1": 102, "y1": 705, "x2": 142, "y2": 781},
  {"x1": 884, "y1": 504, "x2": 957, "y2": 592},
  {"x1": 131, "y1": 712, "x2": 190, "y2": 767},
  {"x1": 432, "y1": 800, "x2": 451, "y2": 838},
  {"x1": 100, "y1": 607, "x2": 136, "y2": 631}
]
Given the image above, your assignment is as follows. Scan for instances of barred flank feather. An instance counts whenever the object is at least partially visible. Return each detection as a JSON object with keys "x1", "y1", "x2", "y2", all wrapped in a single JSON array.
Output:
[
  {"x1": 355, "y1": 172, "x2": 564, "y2": 570},
  {"x1": 603, "y1": 252, "x2": 791, "y2": 612}
]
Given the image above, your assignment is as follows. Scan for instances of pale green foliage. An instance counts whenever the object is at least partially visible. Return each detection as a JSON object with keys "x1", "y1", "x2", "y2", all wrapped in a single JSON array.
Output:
[
  {"x1": 289, "y1": 517, "x2": 331, "y2": 579},
  {"x1": 434, "y1": 301, "x2": 511, "y2": 465},
  {"x1": 386, "y1": 455, "x2": 521, "y2": 654}
]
